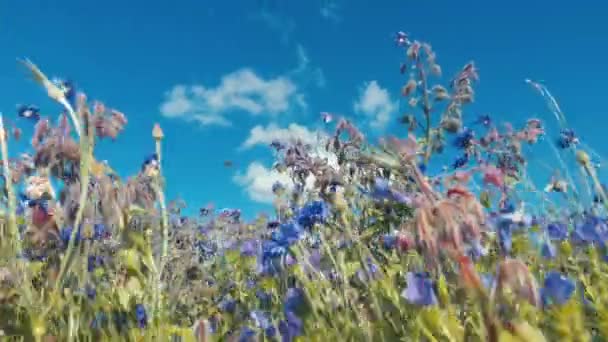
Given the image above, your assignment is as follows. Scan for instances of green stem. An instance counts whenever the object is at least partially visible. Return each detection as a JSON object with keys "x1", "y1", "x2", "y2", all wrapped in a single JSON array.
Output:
[
  {"x1": 415, "y1": 59, "x2": 433, "y2": 165},
  {"x1": 47, "y1": 108, "x2": 94, "y2": 316},
  {"x1": 0, "y1": 115, "x2": 20, "y2": 255}
]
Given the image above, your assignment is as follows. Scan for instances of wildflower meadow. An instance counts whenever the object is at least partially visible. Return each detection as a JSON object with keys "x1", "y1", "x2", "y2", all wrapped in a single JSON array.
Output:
[{"x1": 1, "y1": 31, "x2": 608, "y2": 342}]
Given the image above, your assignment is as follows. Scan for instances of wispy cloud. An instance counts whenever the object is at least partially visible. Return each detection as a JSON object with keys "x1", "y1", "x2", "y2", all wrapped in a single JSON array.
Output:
[
  {"x1": 290, "y1": 45, "x2": 326, "y2": 88},
  {"x1": 319, "y1": 0, "x2": 341, "y2": 22},
  {"x1": 159, "y1": 69, "x2": 305, "y2": 127},
  {"x1": 354, "y1": 80, "x2": 397, "y2": 129},
  {"x1": 233, "y1": 161, "x2": 293, "y2": 204},
  {"x1": 252, "y1": 9, "x2": 296, "y2": 44}
]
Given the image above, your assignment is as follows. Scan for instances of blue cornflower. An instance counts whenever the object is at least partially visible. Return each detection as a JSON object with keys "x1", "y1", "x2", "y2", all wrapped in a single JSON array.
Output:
[
  {"x1": 278, "y1": 221, "x2": 304, "y2": 245},
  {"x1": 541, "y1": 272, "x2": 575, "y2": 306},
  {"x1": 238, "y1": 326, "x2": 256, "y2": 342},
  {"x1": 59, "y1": 79, "x2": 77, "y2": 107},
  {"x1": 382, "y1": 233, "x2": 397, "y2": 249},
  {"x1": 475, "y1": 114, "x2": 492, "y2": 127},
  {"x1": 572, "y1": 216, "x2": 608, "y2": 245},
  {"x1": 356, "y1": 259, "x2": 380, "y2": 283},
  {"x1": 251, "y1": 311, "x2": 274, "y2": 337},
  {"x1": 93, "y1": 223, "x2": 108, "y2": 240},
  {"x1": 418, "y1": 162, "x2": 427, "y2": 174},
  {"x1": 85, "y1": 285, "x2": 96, "y2": 300},
  {"x1": 452, "y1": 128, "x2": 475, "y2": 150},
  {"x1": 256, "y1": 290, "x2": 272, "y2": 307},
  {"x1": 219, "y1": 297, "x2": 236, "y2": 313},
  {"x1": 279, "y1": 311, "x2": 304, "y2": 342},
  {"x1": 16, "y1": 104, "x2": 41, "y2": 121},
  {"x1": 296, "y1": 201, "x2": 329, "y2": 228},
  {"x1": 452, "y1": 153, "x2": 469, "y2": 169},
  {"x1": 134, "y1": 304, "x2": 147, "y2": 329},
  {"x1": 369, "y1": 178, "x2": 412, "y2": 204},
  {"x1": 556, "y1": 129, "x2": 578, "y2": 149},
  {"x1": 60, "y1": 226, "x2": 82, "y2": 246},
  {"x1": 402, "y1": 272, "x2": 438, "y2": 306},
  {"x1": 500, "y1": 200, "x2": 516, "y2": 214},
  {"x1": 546, "y1": 222, "x2": 569, "y2": 240},
  {"x1": 141, "y1": 153, "x2": 159, "y2": 171},
  {"x1": 240, "y1": 240, "x2": 257, "y2": 257},
  {"x1": 87, "y1": 255, "x2": 104, "y2": 272},
  {"x1": 284, "y1": 288, "x2": 305, "y2": 313}
]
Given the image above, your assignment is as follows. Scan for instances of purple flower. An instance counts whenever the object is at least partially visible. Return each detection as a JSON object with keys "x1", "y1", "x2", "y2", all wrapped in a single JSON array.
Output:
[
  {"x1": 395, "y1": 31, "x2": 410, "y2": 46},
  {"x1": 284, "y1": 288, "x2": 305, "y2": 313},
  {"x1": 17, "y1": 104, "x2": 41, "y2": 121},
  {"x1": 556, "y1": 129, "x2": 578, "y2": 149},
  {"x1": 60, "y1": 226, "x2": 82, "y2": 246},
  {"x1": 402, "y1": 272, "x2": 438, "y2": 306},
  {"x1": 546, "y1": 222, "x2": 568, "y2": 240},
  {"x1": 541, "y1": 271, "x2": 575, "y2": 306},
  {"x1": 134, "y1": 304, "x2": 147, "y2": 328},
  {"x1": 452, "y1": 153, "x2": 469, "y2": 169},
  {"x1": 296, "y1": 201, "x2": 329, "y2": 228},
  {"x1": 240, "y1": 240, "x2": 257, "y2": 257},
  {"x1": 93, "y1": 223, "x2": 109, "y2": 239},
  {"x1": 238, "y1": 326, "x2": 256, "y2": 342},
  {"x1": 382, "y1": 233, "x2": 397, "y2": 249},
  {"x1": 475, "y1": 114, "x2": 492, "y2": 127},
  {"x1": 452, "y1": 128, "x2": 475, "y2": 150},
  {"x1": 357, "y1": 259, "x2": 380, "y2": 283},
  {"x1": 572, "y1": 216, "x2": 608, "y2": 245},
  {"x1": 219, "y1": 297, "x2": 236, "y2": 313},
  {"x1": 279, "y1": 311, "x2": 303, "y2": 342},
  {"x1": 369, "y1": 178, "x2": 412, "y2": 204}
]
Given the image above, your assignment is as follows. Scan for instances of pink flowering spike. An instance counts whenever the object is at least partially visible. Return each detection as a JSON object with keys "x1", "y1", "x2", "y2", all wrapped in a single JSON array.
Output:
[
  {"x1": 93, "y1": 101, "x2": 106, "y2": 115},
  {"x1": 526, "y1": 127, "x2": 544, "y2": 143},
  {"x1": 59, "y1": 114, "x2": 71, "y2": 137},
  {"x1": 12, "y1": 127, "x2": 21, "y2": 141},
  {"x1": 482, "y1": 165, "x2": 504, "y2": 188},
  {"x1": 407, "y1": 41, "x2": 421, "y2": 60},
  {"x1": 31, "y1": 118, "x2": 50, "y2": 147}
]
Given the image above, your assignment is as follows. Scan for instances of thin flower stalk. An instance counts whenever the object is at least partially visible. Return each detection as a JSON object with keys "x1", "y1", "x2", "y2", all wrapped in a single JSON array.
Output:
[{"x1": 0, "y1": 114, "x2": 20, "y2": 254}]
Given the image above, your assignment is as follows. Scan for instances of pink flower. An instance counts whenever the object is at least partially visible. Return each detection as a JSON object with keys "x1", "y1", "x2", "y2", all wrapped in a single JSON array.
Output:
[{"x1": 481, "y1": 164, "x2": 504, "y2": 188}]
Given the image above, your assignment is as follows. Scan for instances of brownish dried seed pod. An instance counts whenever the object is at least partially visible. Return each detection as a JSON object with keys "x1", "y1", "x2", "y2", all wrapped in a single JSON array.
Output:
[
  {"x1": 491, "y1": 258, "x2": 540, "y2": 307},
  {"x1": 402, "y1": 79, "x2": 417, "y2": 97},
  {"x1": 407, "y1": 41, "x2": 421, "y2": 60},
  {"x1": 430, "y1": 63, "x2": 442, "y2": 77},
  {"x1": 441, "y1": 116, "x2": 462, "y2": 133}
]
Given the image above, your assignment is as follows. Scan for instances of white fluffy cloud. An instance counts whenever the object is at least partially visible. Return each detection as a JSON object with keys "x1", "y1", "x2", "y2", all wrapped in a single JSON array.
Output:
[
  {"x1": 354, "y1": 80, "x2": 397, "y2": 129},
  {"x1": 241, "y1": 123, "x2": 319, "y2": 149},
  {"x1": 159, "y1": 69, "x2": 304, "y2": 127},
  {"x1": 233, "y1": 162, "x2": 294, "y2": 204}
]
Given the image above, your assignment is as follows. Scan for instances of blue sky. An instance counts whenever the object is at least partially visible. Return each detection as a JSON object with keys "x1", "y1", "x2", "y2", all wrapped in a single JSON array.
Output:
[{"x1": 1, "y1": 0, "x2": 607, "y2": 217}]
